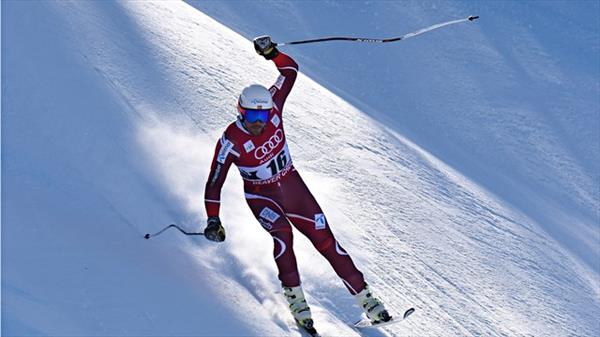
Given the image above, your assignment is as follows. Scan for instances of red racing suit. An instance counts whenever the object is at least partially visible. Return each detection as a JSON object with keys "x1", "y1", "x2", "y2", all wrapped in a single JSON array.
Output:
[{"x1": 204, "y1": 52, "x2": 366, "y2": 294}]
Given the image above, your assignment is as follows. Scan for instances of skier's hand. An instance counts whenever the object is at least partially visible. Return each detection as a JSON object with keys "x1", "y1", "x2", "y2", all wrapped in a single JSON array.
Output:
[
  {"x1": 204, "y1": 216, "x2": 226, "y2": 242},
  {"x1": 253, "y1": 35, "x2": 279, "y2": 60}
]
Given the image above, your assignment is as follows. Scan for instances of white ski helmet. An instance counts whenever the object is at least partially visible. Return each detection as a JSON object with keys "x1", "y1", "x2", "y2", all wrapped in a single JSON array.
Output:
[{"x1": 238, "y1": 84, "x2": 273, "y2": 111}]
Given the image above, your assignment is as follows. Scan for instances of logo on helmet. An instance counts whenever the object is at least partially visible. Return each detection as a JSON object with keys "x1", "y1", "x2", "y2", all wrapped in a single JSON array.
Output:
[{"x1": 251, "y1": 98, "x2": 269, "y2": 105}]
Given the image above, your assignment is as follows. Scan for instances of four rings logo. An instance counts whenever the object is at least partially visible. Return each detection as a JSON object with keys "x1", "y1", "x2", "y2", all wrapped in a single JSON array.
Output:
[{"x1": 255, "y1": 129, "x2": 284, "y2": 160}]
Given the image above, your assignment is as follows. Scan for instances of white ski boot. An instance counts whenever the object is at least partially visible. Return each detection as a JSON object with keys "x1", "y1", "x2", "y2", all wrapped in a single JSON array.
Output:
[
  {"x1": 355, "y1": 285, "x2": 391, "y2": 323},
  {"x1": 283, "y1": 285, "x2": 314, "y2": 330}
]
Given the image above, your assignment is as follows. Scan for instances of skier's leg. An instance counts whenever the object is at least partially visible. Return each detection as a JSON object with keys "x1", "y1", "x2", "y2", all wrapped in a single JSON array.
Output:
[
  {"x1": 355, "y1": 285, "x2": 392, "y2": 323},
  {"x1": 271, "y1": 230, "x2": 301, "y2": 287},
  {"x1": 289, "y1": 213, "x2": 367, "y2": 294},
  {"x1": 245, "y1": 193, "x2": 315, "y2": 328},
  {"x1": 245, "y1": 195, "x2": 300, "y2": 287},
  {"x1": 280, "y1": 172, "x2": 391, "y2": 323},
  {"x1": 281, "y1": 171, "x2": 367, "y2": 295}
]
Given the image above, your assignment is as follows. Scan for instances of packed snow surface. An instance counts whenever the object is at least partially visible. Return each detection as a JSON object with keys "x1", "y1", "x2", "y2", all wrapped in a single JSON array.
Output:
[{"x1": 3, "y1": 1, "x2": 598, "y2": 337}]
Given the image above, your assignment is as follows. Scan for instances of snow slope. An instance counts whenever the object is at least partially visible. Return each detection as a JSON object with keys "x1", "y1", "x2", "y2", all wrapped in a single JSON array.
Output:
[
  {"x1": 2, "y1": 1, "x2": 598, "y2": 337},
  {"x1": 189, "y1": 0, "x2": 600, "y2": 276}
]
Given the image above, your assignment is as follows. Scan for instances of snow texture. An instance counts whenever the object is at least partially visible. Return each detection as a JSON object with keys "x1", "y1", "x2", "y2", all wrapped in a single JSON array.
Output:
[{"x1": 2, "y1": 1, "x2": 599, "y2": 337}]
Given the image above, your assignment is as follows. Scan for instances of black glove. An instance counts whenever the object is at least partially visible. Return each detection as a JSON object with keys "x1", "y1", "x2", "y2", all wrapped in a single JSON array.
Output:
[
  {"x1": 204, "y1": 216, "x2": 225, "y2": 242},
  {"x1": 253, "y1": 35, "x2": 279, "y2": 60}
]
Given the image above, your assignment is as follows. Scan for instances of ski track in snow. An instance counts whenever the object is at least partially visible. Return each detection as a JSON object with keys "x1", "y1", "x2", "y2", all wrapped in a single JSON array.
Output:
[{"x1": 3, "y1": 1, "x2": 599, "y2": 337}]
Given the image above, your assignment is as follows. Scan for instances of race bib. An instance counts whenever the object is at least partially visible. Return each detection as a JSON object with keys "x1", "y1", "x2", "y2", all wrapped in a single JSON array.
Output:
[{"x1": 238, "y1": 144, "x2": 292, "y2": 181}]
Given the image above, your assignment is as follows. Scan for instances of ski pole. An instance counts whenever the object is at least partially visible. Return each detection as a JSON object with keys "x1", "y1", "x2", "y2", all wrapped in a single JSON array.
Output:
[
  {"x1": 144, "y1": 224, "x2": 204, "y2": 239},
  {"x1": 275, "y1": 15, "x2": 479, "y2": 46}
]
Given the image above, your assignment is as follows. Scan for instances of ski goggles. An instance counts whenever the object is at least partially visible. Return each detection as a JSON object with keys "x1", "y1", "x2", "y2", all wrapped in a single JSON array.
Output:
[{"x1": 238, "y1": 106, "x2": 271, "y2": 123}]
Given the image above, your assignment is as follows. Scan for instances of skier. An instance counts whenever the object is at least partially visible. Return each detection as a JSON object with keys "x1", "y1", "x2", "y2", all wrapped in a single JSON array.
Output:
[{"x1": 203, "y1": 36, "x2": 390, "y2": 331}]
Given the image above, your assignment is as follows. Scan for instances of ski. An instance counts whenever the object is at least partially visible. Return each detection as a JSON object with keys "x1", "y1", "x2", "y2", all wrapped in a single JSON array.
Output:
[
  {"x1": 300, "y1": 325, "x2": 320, "y2": 337},
  {"x1": 354, "y1": 307, "x2": 415, "y2": 329},
  {"x1": 296, "y1": 321, "x2": 320, "y2": 337}
]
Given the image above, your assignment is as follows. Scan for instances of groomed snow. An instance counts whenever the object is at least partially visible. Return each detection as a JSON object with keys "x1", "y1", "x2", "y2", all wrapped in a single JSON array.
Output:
[{"x1": 3, "y1": 1, "x2": 598, "y2": 337}]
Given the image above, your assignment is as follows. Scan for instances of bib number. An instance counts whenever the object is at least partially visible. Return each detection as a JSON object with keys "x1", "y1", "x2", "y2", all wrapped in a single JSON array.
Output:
[
  {"x1": 238, "y1": 144, "x2": 292, "y2": 181},
  {"x1": 266, "y1": 150, "x2": 288, "y2": 176}
]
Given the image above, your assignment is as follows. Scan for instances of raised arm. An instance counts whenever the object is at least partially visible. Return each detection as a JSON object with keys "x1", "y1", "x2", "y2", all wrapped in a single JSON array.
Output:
[
  {"x1": 270, "y1": 52, "x2": 298, "y2": 112},
  {"x1": 254, "y1": 36, "x2": 299, "y2": 112}
]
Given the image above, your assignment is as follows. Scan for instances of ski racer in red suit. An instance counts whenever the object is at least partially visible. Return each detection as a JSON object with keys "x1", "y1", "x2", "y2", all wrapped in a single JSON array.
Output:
[{"x1": 203, "y1": 36, "x2": 390, "y2": 330}]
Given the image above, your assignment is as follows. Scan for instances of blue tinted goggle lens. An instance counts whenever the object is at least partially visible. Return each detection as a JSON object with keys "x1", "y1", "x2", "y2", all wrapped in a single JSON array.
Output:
[{"x1": 244, "y1": 109, "x2": 270, "y2": 123}]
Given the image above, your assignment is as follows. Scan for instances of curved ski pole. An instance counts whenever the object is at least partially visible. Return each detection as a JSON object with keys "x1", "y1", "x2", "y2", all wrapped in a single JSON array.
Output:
[
  {"x1": 276, "y1": 15, "x2": 479, "y2": 46},
  {"x1": 144, "y1": 224, "x2": 204, "y2": 239}
]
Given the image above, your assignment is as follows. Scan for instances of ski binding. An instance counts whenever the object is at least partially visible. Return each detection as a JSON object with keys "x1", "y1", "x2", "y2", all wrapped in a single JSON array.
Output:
[{"x1": 354, "y1": 307, "x2": 415, "y2": 329}]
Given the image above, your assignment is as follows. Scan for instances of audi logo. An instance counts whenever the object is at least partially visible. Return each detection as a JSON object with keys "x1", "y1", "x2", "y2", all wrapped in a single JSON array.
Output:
[{"x1": 255, "y1": 129, "x2": 284, "y2": 160}]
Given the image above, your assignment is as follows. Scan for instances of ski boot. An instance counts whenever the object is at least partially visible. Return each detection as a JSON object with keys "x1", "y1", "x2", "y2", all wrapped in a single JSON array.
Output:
[
  {"x1": 283, "y1": 285, "x2": 315, "y2": 333},
  {"x1": 355, "y1": 285, "x2": 391, "y2": 324}
]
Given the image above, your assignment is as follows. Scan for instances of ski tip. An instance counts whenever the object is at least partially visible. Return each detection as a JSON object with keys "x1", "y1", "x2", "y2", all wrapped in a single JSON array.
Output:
[
  {"x1": 468, "y1": 15, "x2": 480, "y2": 21},
  {"x1": 403, "y1": 307, "x2": 416, "y2": 319}
]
